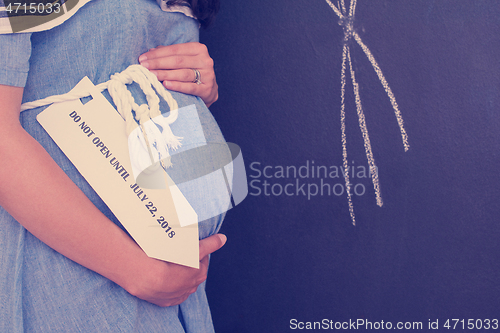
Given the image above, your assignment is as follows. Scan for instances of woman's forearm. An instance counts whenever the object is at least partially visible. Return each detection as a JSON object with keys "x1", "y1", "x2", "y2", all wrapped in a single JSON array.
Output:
[{"x1": 0, "y1": 86, "x2": 148, "y2": 290}]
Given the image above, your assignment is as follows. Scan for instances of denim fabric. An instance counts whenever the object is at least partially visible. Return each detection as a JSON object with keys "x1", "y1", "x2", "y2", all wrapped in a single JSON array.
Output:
[
  {"x1": 0, "y1": 0, "x2": 225, "y2": 332},
  {"x1": 0, "y1": 32, "x2": 31, "y2": 86}
]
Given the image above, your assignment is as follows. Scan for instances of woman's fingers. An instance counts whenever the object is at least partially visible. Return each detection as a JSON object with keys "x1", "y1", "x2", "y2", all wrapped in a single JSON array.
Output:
[
  {"x1": 139, "y1": 43, "x2": 212, "y2": 71},
  {"x1": 199, "y1": 234, "x2": 227, "y2": 260},
  {"x1": 140, "y1": 55, "x2": 210, "y2": 72},
  {"x1": 138, "y1": 42, "x2": 218, "y2": 106},
  {"x1": 128, "y1": 234, "x2": 226, "y2": 307},
  {"x1": 151, "y1": 68, "x2": 205, "y2": 83},
  {"x1": 154, "y1": 68, "x2": 218, "y2": 107},
  {"x1": 147, "y1": 43, "x2": 208, "y2": 58}
]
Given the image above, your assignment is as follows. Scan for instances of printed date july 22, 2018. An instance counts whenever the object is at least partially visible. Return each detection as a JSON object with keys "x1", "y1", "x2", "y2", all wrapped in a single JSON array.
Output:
[{"x1": 145, "y1": 201, "x2": 176, "y2": 238}]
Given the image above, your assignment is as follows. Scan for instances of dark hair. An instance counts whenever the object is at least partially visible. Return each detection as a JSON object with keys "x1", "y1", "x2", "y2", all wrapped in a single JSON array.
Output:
[{"x1": 166, "y1": 0, "x2": 220, "y2": 29}]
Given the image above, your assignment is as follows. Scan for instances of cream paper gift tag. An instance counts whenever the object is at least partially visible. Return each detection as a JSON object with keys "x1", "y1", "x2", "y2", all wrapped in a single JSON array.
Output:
[{"x1": 37, "y1": 76, "x2": 200, "y2": 268}]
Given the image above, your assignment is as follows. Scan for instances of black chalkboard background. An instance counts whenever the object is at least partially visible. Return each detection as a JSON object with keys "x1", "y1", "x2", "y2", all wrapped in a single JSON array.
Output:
[{"x1": 201, "y1": 1, "x2": 500, "y2": 331}]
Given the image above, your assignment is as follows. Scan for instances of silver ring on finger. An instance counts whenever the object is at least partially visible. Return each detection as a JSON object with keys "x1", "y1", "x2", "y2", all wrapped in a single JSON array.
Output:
[{"x1": 192, "y1": 69, "x2": 202, "y2": 85}]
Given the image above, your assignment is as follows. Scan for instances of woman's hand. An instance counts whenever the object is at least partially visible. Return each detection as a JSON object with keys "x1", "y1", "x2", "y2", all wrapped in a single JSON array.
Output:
[
  {"x1": 125, "y1": 233, "x2": 227, "y2": 307},
  {"x1": 139, "y1": 42, "x2": 219, "y2": 107}
]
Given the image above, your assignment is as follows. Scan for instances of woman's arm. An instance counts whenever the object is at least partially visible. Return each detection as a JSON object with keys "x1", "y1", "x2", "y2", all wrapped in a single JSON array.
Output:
[
  {"x1": 0, "y1": 84, "x2": 226, "y2": 307},
  {"x1": 139, "y1": 42, "x2": 219, "y2": 107}
]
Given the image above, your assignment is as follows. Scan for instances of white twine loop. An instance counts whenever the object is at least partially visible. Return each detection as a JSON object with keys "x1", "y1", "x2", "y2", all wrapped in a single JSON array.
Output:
[{"x1": 21, "y1": 64, "x2": 182, "y2": 174}]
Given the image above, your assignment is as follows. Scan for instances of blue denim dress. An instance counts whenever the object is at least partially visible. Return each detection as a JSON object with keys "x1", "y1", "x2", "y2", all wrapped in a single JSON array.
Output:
[{"x1": 0, "y1": 0, "x2": 225, "y2": 332}]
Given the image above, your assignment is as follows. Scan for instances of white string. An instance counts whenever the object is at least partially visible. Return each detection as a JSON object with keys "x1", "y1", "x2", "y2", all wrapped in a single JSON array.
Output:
[{"x1": 21, "y1": 64, "x2": 181, "y2": 172}]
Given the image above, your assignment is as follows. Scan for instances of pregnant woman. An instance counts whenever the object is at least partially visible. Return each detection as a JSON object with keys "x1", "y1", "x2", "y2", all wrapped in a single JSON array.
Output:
[{"x1": 0, "y1": 0, "x2": 227, "y2": 332}]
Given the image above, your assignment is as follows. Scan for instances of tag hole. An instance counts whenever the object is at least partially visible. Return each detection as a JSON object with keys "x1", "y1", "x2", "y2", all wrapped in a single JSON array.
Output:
[{"x1": 80, "y1": 95, "x2": 93, "y2": 105}]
